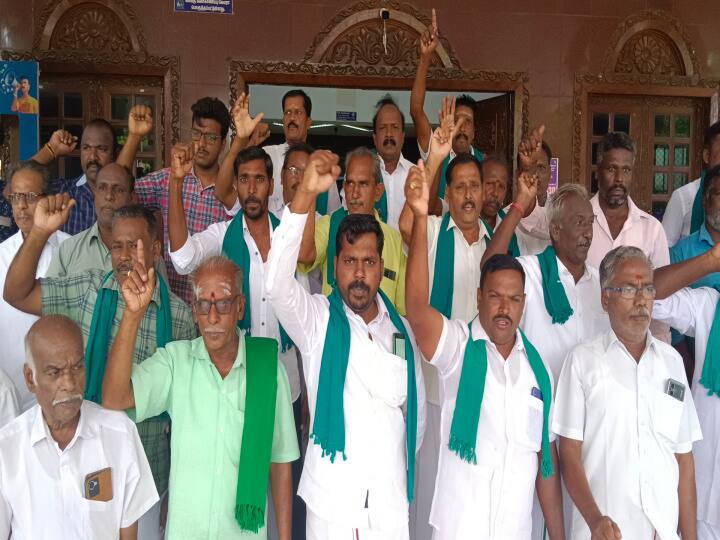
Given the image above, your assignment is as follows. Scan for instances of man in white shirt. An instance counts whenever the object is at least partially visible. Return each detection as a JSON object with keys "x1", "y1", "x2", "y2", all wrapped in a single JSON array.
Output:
[
  {"x1": 0, "y1": 160, "x2": 69, "y2": 413},
  {"x1": 554, "y1": 246, "x2": 701, "y2": 539},
  {"x1": 266, "y1": 150, "x2": 426, "y2": 540},
  {"x1": 663, "y1": 121, "x2": 720, "y2": 247},
  {"x1": 373, "y1": 95, "x2": 415, "y2": 230},
  {"x1": 653, "y1": 239, "x2": 720, "y2": 539},
  {"x1": 168, "y1": 144, "x2": 301, "y2": 416},
  {"x1": 402, "y1": 159, "x2": 564, "y2": 539},
  {"x1": 0, "y1": 314, "x2": 158, "y2": 539},
  {"x1": 0, "y1": 369, "x2": 18, "y2": 428}
]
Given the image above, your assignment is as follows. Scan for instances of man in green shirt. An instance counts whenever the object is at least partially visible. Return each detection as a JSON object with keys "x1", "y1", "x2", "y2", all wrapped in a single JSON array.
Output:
[
  {"x1": 3, "y1": 198, "x2": 196, "y2": 501},
  {"x1": 297, "y1": 146, "x2": 406, "y2": 314},
  {"x1": 103, "y1": 253, "x2": 299, "y2": 540}
]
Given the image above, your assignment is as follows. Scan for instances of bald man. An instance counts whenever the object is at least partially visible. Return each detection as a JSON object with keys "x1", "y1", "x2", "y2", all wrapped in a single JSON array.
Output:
[{"x1": 0, "y1": 315, "x2": 158, "y2": 539}]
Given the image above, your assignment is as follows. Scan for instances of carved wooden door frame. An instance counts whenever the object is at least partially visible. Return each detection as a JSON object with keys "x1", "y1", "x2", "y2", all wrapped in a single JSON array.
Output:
[
  {"x1": 228, "y1": 1, "x2": 529, "y2": 162},
  {"x1": 572, "y1": 9, "x2": 720, "y2": 186},
  {"x1": 0, "y1": 0, "x2": 180, "y2": 164}
]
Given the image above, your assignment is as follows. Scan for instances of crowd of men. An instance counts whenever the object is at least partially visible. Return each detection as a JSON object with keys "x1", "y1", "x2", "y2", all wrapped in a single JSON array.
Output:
[{"x1": 0, "y1": 10, "x2": 719, "y2": 540}]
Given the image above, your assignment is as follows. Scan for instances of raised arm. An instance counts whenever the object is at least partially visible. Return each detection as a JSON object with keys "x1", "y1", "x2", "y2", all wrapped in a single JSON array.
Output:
[
  {"x1": 654, "y1": 241, "x2": 720, "y2": 299},
  {"x1": 215, "y1": 93, "x2": 265, "y2": 209},
  {"x1": 3, "y1": 193, "x2": 75, "y2": 316},
  {"x1": 516, "y1": 125, "x2": 546, "y2": 216},
  {"x1": 116, "y1": 105, "x2": 153, "y2": 172},
  {"x1": 31, "y1": 129, "x2": 77, "y2": 165},
  {"x1": 167, "y1": 142, "x2": 195, "y2": 252},
  {"x1": 480, "y1": 171, "x2": 537, "y2": 267},
  {"x1": 427, "y1": 96, "x2": 464, "y2": 216},
  {"x1": 410, "y1": 8, "x2": 439, "y2": 156},
  {"x1": 404, "y1": 160, "x2": 445, "y2": 360},
  {"x1": 102, "y1": 240, "x2": 155, "y2": 410}
]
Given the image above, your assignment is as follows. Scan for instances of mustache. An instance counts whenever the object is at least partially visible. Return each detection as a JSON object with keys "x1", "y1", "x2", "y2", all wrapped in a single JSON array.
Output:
[
  {"x1": 244, "y1": 196, "x2": 262, "y2": 206},
  {"x1": 53, "y1": 394, "x2": 83, "y2": 406},
  {"x1": 86, "y1": 160, "x2": 101, "y2": 169},
  {"x1": 610, "y1": 185, "x2": 627, "y2": 194},
  {"x1": 116, "y1": 262, "x2": 133, "y2": 275},
  {"x1": 382, "y1": 137, "x2": 396, "y2": 147},
  {"x1": 493, "y1": 314, "x2": 512, "y2": 325},
  {"x1": 348, "y1": 281, "x2": 370, "y2": 294},
  {"x1": 288, "y1": 121, "x2": 299, "y2": 130},
  {"x1": 454, "y1": 134, "x2": 468, "y2": 142},
  {"x1": 631, "y1": 307, "x2": 651, "y2": 318},
  {"x1": 461, "y1": 201, "x2": 476, "y2": 208}
]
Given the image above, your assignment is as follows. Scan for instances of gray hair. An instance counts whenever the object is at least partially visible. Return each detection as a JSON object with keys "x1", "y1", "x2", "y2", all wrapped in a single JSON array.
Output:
[
  {"x1": 596, "y1": 131, "x2": 636, "y2": 166},
  {"x1": 599, "y1": 246, "x2": 652, "y2": 289},
  {"x1": 344, "y1": 146, "x2": 382, "y2": 185},
  {"x1": 5, "y1": 160, "x2": 51, "y2": 195},
  {"x1": 546, "y1": 183, "x2": 589, "y2": 226},
  {"x1": 190, "y1": 255, "x2": 243, "y2": 300}
]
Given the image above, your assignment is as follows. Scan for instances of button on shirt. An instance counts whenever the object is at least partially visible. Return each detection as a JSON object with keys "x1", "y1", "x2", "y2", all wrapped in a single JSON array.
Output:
[
  {"x1": 428, "y1": 317, "x2": 555, "y2": 540},
  {"x1": 0, "y1": 401, "x2": 159, "y2": 540},
  {"x1": 264, "y1": 142, "x2": 341, "y2": 216},
  {"x1": 653, "y1": 288, "x2": 720, "y2": 527},
  {"x1": 266, "y1": 210, "x2": 427, "y2": 532},
  {"x1": 379, "y1": 154, "x2": 414, "y2": 231},
  {"x1": 517, "y1": 254, "x2": 610, "y2": 382},
  {"x1": 0, "y1": 230, "x2": 69, "y2": 412},
  {"x1": 552, "y1": 330, "x2": 702, "y2": 539},
  {"x1": 130, "y1": 335, "x2": 299, "y2": 539},
  {"x1": 588, "y1": 194, "x2": 670, "y2": 269},
  {"x1": 662, "y1": 177, "x2": 701, "y2": 247},
  {"x1": 169, "y1": 213, "x2": 302, "y2": 401}
]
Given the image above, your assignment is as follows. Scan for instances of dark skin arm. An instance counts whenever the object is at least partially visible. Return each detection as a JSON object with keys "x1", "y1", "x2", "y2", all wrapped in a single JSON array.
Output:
[
  {"x1": 410, "y1": 8, "x2": 439, "y2": 157},
  {"x1": 536, "y1": 444, "x2": 565, "y2": 540},
  {"x1": 3, "y1": 194, "x2": 75, "y2": 316},
  {"x1": 269, "y1": 462, "x2": 293, "y2": 540},
  {"x1": 677, "y1": 451, "x2": 697, "y2": 540},
  {"x1": 119, "y1": 522, "x2": 138, "y2": 540},
  {"x1": 426, "y1": 96, "x2": 464, "y2": 217},
  {"x1": 403, "y1": 160, "x2": 444, "y2": 360},
  {"x1": 116, "y1": 105, "x2": 154, "y2": 171},
  {"x1": 654, "y1": 241, "x2": 720, "y2": 299},
  {"x1": 167, "y1": 143, "x2": 195, "y2": 252},
  {"x1": 31, "y1": 129, "x2": 77, "y2": 164},
  {"x1": 479, "y1": 171, "x2": 538, "y2": 267},
  {"x1": 559, "y1": 437, "x2": 622, "y2": 539}
]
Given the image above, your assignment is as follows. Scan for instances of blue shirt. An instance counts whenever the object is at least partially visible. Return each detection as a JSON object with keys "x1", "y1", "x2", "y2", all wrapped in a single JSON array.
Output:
[
  {"x1": 51, "y1": 177, "x2": 96, "y2": 235},
  {"x1": 670, "y1": 223, "x2": 720, "y2": 289}
]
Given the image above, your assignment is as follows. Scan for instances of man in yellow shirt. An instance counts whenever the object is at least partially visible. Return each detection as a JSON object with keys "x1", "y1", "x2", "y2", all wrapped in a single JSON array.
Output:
[
  {"x1": 297, "y1": 146, "x2": 406, "y2": 314},
  {"x1": 12, "y1": 77, "x2": 38, "y2": 115}
]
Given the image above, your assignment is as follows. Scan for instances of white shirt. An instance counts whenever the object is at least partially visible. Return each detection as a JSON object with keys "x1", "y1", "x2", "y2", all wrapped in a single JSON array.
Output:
[
  {"x1": 510, "y1": 202, "x2": 551, "y2": 256},
  {"x1": 588, "y1": 194, "x2": 670, "y2": 269},
  {"x1": 429, "y1": 317, "x2": 555, "y2": 540},
  {"x1": 379, "y1": 154, "x2": 414, "y2": 231},
  {"x1": 75, "y1": 174, "x2": 87, "y2": 187},
  {"x1": 0, "y1": 230, "x2": 69, "y2": 412},
  {"x1": 266, "y1": 210, "x2": 427, "y2": 531},
  {"x1": 0, "y1": 401, "x2": 159, "y2": 539},
  {"x1": 169, "y1": 214, "x2": 301, "y2": 401},
  {"x1": 653, "y1": 287, "x2": 720, "y2": 526},
  {"x1": 264, "y1": 142, "x2": 341, "y2": 217},
  {"x1": 0, "y1": 368, "x2": 18, "y2": 429},
  {"x1": 662, "y1": 177, "x2": 701, "y2": 247},
  {"x1": 517, "y1": 254, "x2": 610, "y2": 383},
  {"x1": 553, "y1": 330, "x2": 702, "y2": 539}
]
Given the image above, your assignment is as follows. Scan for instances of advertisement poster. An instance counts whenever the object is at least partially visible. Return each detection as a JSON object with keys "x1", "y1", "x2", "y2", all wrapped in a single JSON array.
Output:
[{"x1": 0, "y1": 61, "x2": 40, "y2": 159}]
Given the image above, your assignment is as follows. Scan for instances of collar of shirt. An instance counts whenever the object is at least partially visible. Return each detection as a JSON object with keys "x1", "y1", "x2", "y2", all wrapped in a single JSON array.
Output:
[
  {"x1": 186, "y1": 166, "x2": 216, "y2": 193},
  {"x1": 378, "y1": 153, "x2": 413, "y2": 176},
  {"x1": 75, "y1": 174, "x2": 87, "y2": 187},
  {"x1": 29, "y1": 401, "x2": 95, "y2": 453},
  {"x1": 241, "y1": 212, "x2": 276, "y2": 239},
  {"x1": 591, "y1": 193, "x2": 649, "y2": 236},
  {"x1": 602, "y1": 328, "x2": 659, "y2": 360},
  {"x1": 554, "y1": 251, "x2": 593, "y2": 286},
  {"x1": 342, "y1": 291, "x2": 392, "y2": 330},
  {"x1": 446, "y1": 214, "x2": 492, "y2": 246},
  {"x1": 191, "y1": 332, "x2": 246, "y2": 373},
  {"x1": 698, "y1": 222, "x2": 717, "y2": 248}
]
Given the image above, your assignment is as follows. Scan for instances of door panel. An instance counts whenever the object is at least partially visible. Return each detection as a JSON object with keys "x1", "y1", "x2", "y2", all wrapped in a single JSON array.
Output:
[{"x1": 474, "y1": 93, "x2": 514, "y2": 165}]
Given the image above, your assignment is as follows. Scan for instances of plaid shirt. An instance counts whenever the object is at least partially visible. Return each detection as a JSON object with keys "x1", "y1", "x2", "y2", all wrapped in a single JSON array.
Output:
[
  {"x1": 51, "y1": 177, "x2": 97, "y2": 235},
  {"x1": 40, "y1": 268, "x2": 197, "y2": 493},
  {"x1": 135, "y1": 168, "x2": 235, "y2": 304}
]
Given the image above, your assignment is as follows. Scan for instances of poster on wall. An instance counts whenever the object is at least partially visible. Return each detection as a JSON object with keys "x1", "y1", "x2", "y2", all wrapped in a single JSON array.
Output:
[
  {"x1": 174, "y1": 0, "x2": 233, "y2": 14},
  {"x1": 548, "y1": 157, "x2": 559, "y2": 195},
  {"x1": 0, "y1": 60, "x2": 40, "y2": 160}
]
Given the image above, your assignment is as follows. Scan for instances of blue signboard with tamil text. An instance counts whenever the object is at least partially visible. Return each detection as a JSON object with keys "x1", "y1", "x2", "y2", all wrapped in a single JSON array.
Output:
[{"x1": 174, "y1": 0, "x2": 233, "y2": 14}]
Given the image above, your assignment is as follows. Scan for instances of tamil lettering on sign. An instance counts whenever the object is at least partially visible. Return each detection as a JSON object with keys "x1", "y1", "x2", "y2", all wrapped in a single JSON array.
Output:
[
  {"x1": 548, "y1": 158, "x2": 559, "y2": 195},
  {"x1": 174, "y1": 0, "x2": 232, "y2": 14},
  {"x1": 336, "y1": 111, "x2": 357, "y2": 122}
]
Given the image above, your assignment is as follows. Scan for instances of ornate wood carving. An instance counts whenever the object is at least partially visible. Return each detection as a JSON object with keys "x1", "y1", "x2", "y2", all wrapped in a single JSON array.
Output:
[
  {"x1": 304, "y1": 0, "x2": 459, "y2": 69},
  {"x1": 615, "y1": 30, "x2": 684, "y2": 76},
  {"x1": 50, "y1": 4, "x2": 134, "y2": 53}
]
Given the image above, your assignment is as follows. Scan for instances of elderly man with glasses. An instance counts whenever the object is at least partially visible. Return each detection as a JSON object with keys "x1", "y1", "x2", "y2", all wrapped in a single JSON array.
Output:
[
  {"x1": 0, "y1": 160, "x2": 69, "y2": 413},
  {"x1": 553, "y1": 246, "x2": 701, "y2": 540}
]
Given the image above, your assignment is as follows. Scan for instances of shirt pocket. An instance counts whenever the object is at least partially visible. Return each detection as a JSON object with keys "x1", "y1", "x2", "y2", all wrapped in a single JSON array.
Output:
[
  {"x1": 652, "y1": 390, "x2": 684, "y2": 444},
  {"x1": 515, "y1": 392, "x2": 544, "y2": 451},
  {"x1": 366, "y1": 350, "x2": 408, "y2": 408}
]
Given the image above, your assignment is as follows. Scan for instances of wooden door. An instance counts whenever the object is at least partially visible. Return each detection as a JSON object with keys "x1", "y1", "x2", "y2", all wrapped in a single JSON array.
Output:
[
  {"x1": 586, "y1": 94, "x2": 709, "y2": 218},
  {"x1": 474, "y1": 93, "x2": 514, "y2": 165}
]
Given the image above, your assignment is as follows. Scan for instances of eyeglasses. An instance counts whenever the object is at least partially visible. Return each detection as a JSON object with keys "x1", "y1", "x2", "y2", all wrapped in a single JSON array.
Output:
[
  {"x1": 190, "y1": 128, "x2": 221, "y2": 144},
  {"x1": 193, "y1": 295, "x2": 240, "y2": 315},
  {"x1": 284, "y1": 166, "x2": 305, "y2": 178},
  {"x1": 604, "y1": 285, "x2": 656, "y2": 299},
  {"x1": 8, "y1": 192, "x2": 44, "y2": 205}
]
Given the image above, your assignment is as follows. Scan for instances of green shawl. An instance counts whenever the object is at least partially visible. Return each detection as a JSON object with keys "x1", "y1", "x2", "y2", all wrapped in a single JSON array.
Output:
[
  {"x1": 448, "y1": 322, "x2": 554, "y2": 478},
  {"x1": 483, "y1": 208, "x2": 520, "y2": 257},
  {"x1": 439, "y1": 147, "x2": 485, "y2": 200},
  {"x1": 222, "y1": 210, "x2": 294, "y2": 352},
  {"x1": 536, "y1": 245, "x2": 574, "y2": 324},
  {"x1": 311, "y1": 287, "x2": 419, "y2": 501},
  {"x1": 235, "y1": 336, "x2": 279, "y2": 533},
  {"x1": 85, "y1": 270, "x2": 172, "y2": 404}
]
